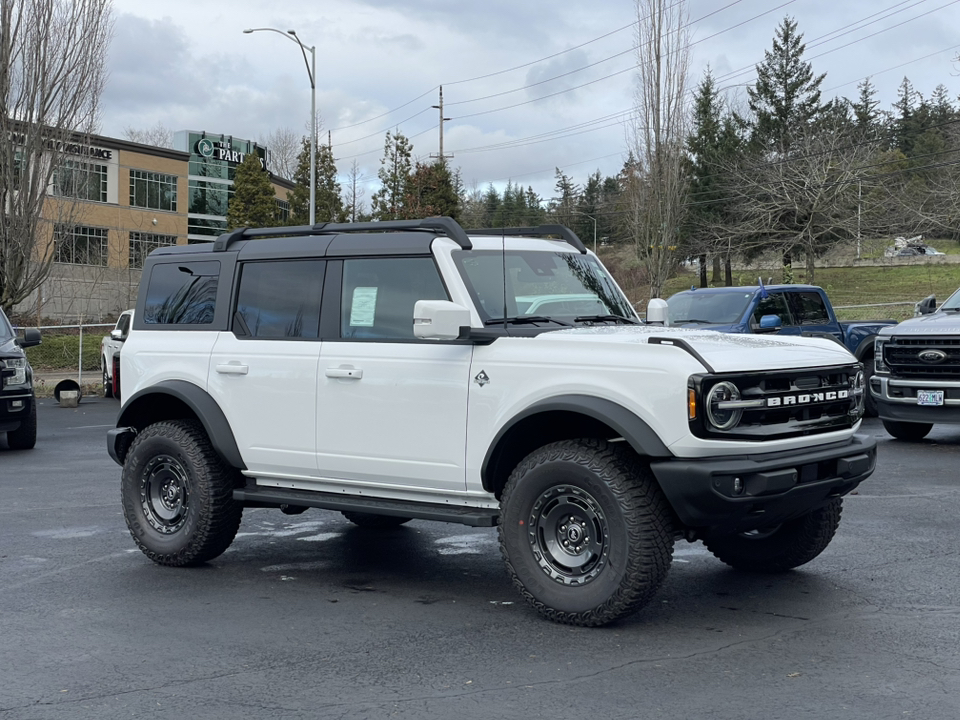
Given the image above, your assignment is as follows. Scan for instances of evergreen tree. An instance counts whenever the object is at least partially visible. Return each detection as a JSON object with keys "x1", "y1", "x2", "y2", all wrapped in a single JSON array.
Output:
[
  {"x1": 287, "y1": 137, "x2": 346, "y2": 225},
  {"x1": 370, "y1": 130, "x2": 413, "y2": 220},
  {"x1": 747, "y1": 16, "x2": 826, "y2": 155},
  {"x1": 405, "y1": 160, "x2": 459, "y2": 219},
  {"x1": 852, "y1": 77, "x2": 880, "y2": 133},
  {"x1": 226, "y1": 151, "x2": 277, "y2": 229}
]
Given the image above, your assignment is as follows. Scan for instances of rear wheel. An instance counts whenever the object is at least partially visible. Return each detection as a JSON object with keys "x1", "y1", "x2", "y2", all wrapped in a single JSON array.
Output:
[
  {"x1": 122, "y1": 420, "x2": 243, "y2": 566},
  {"x1": 882, "y1": 419, "x2": 932, "y2": 442},
  {"x1": 102, "y1": 359, "x2": 113, "y2": 398},
  {"x1": 6, "y1": 396, "x2": 37, "y2": 450},
  {"x1": 340, "y1": 511, "x2": 411, "y2": 528},
  {"x1": 704, "y1": 498, "x2": 842, "y2": 573},
  {"x1": 498, "y1": 439, "x2": 674, "y2": 627}
]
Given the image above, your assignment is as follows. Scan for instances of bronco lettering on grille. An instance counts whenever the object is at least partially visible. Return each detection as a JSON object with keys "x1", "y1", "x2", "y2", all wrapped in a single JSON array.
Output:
[{"x1": 766, "y1": 390, "x2": 849, "y2": 407}]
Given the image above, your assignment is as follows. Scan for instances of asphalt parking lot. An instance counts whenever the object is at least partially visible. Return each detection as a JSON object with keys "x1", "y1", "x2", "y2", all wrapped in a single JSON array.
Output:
[{"x1": 1, "y1": 398, "x2": 958, "y2": 719}]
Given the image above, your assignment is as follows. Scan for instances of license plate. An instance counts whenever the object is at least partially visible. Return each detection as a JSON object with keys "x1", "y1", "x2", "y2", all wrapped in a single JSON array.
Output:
[{"x1": 917, "y1": 390, "x2": 944, "y2": 406}]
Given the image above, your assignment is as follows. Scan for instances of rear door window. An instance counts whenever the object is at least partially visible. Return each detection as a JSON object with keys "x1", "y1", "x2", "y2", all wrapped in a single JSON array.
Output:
[
  {"x1": 233, "y1": 260, "x2": 324, "y2": 339},
  {"x1": 143, "y1": 261, "x2": 220, "y2": 325},
  {"x1": 788, "y1": 292, "x2": 830, "y2": 325}
]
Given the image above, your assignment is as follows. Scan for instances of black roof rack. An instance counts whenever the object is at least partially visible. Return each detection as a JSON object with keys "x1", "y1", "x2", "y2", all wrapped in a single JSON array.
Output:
[
  {"x1": 212, "y1": 216, "x2": 472, "y2": 252},
  {"x1": 463, "y1": 225, "x2": 588, "y2": 254}
]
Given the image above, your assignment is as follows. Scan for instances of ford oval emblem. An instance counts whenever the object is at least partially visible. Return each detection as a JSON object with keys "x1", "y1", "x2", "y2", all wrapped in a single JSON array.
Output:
[{"x1": 918, "y1": 349, "x2": 948, "y2": 363}]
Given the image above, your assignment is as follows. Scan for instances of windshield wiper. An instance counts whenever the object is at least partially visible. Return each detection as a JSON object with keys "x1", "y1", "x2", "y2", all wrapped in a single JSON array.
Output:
[
  {"x1": 671, "y1": 318, "x2": 716, "y2": 325},
  {"x1": 574, "y1": 314, "x2": 640, "y2": 325},
  {"x1": 484, "y1": 315, "x2": 574, "y2": 327}
]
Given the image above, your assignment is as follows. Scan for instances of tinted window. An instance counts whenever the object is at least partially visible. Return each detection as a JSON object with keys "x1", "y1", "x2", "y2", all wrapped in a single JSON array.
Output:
[
  {"x1": 667, "y1": 291, "x2": 753, "y2": 325},
  {"x1": 143, "y1": 261, "x2": 220, "y2": 325},
  {"x1": 340, "y1": 257, "x2": 448, "y2": 340},
  {"x1": 117, "y1": 313, "x2": 132, "y2": 336},
  {"x1": 751, "y1": 293, "x2": 791, "y2": 327},
  {"x1": 235, "y1": 261, "x2": 323, "y2": 339},
  {"x1": 788, "y1": 292, "x2": 830, "y2": 325}
]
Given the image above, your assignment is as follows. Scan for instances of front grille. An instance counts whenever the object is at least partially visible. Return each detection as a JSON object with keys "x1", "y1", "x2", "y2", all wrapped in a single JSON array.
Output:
[
  {"x1": 691, "y1": 364, "x2": 862, "y2": 441},
  {"x1": 885, "y1": 337, "x2": 960, "y2": 378}
]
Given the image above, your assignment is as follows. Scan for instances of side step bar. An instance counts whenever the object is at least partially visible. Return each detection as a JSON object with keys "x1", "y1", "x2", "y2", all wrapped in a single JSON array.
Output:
[{"x1": 234, "y1": 486, "x2": 499, "y2": 528}]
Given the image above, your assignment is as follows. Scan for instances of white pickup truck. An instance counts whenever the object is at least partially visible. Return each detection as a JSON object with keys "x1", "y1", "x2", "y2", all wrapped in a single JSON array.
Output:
[{"x1": 100, "y1": 309, "x2": 133, "y2": 398}]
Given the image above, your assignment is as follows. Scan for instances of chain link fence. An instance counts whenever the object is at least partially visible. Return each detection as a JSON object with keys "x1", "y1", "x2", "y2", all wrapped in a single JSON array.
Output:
[{"x1": 18, "y1": 322, "x2": 114, "y2": 395}]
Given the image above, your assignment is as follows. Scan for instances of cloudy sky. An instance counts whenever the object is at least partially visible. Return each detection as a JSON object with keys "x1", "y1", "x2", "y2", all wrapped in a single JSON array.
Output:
[{"x1": 103, "y1": 0, "x2": 960, "y2": 200}]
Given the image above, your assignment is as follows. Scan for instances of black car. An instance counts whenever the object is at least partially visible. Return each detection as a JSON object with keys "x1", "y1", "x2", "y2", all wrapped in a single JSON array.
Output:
[{"x1": 0, "y1": 307, "x2": 41, "y2": 450}]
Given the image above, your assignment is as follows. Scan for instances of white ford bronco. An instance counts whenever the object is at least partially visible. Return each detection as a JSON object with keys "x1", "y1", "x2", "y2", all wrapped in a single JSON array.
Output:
[{"x1": 107, "y1": 218, "x2": 875, "y2": 626}]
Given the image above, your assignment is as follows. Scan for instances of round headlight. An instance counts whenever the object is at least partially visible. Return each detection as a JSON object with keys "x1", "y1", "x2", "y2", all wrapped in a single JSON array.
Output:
[{"x1": 706, "y1": 381, "x2": 742, "y2": 430}]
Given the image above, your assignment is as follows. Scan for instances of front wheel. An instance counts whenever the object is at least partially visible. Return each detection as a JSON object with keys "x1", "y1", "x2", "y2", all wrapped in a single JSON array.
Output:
[
  {"x1": 498, "y1": 439, "x2": 674, "y2": 627},
  {"x1": 122, "y1": 420, "x2": 243, "y2": 566},
  {"x1": 102, "y1": 360, "x2": 113, "y2": 398},
  {"x1": 704, "y1": 498, "x2": 843, "y2": 573},
  {"x1": 882, "y1": 419, "x2": 932, "y2": 442},
  {"x1": 6, "y1": 396, "x2": 37, "y2": 450}
]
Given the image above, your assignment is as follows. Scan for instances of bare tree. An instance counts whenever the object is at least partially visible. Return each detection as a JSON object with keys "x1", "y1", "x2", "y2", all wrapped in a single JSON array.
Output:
[
  {"x1": 0, "y1": 0, "x2": 113, "y2": 312},
  {"x1": 122, "y1": 121, "x2": 173, "y2": 149},
  {"x1": 627, "y1": 0, "x2": 691, "y2": 298},
  {"x1": 343, "y1": 159, "x2": 367, "y2": 222},
  {"x1": 258, "y1": 126, "x2": 299, "y2": 181}
]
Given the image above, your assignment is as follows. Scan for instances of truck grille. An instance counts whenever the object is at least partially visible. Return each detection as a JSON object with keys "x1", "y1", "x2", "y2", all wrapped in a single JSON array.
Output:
[
  {"x1": 885, "y1": 337, "x2": 960, "y2": 378},
  {"x1": 691, "y1": 364, "x2": 863, "y2": 441}
]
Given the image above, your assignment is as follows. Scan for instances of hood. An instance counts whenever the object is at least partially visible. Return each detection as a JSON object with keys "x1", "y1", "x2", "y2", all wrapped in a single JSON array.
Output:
[
  {"x1": 0, "y1": 336, "x2": 22, "y2": 356},
  {"x1": 545, "y1": 326, "x2": 855, "y2": 373},
  {"x1": 880, "y1": 311, "x2": 960, "y2": 335}
]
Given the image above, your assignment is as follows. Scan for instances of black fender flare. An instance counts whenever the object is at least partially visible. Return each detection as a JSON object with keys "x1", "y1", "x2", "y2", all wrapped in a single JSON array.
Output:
[
  {"x1": 481, "y1": 394, "x2": 671, "y2": 482},
  {"x1": 853, "y1": 335, "x2": 876, "y2": 361},
  {"x1": 116, "y1": 379, "x2": 246, "y2": 470}
]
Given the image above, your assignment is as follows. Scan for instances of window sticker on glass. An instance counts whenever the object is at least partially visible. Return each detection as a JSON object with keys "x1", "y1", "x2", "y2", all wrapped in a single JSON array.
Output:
[{"x1": 350, "y1": 287, "x2": 378, "y2": 327}]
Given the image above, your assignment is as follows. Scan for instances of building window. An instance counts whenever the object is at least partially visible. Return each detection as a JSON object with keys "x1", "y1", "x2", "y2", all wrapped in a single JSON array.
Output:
[
  {"x1": 130, "y1": 170, "x2": 178, "y2": 211},
  {"x1": 129, "y1": 231, "x2": 178, "y2": 269},
  {"x1": 276, "y1": 199, "x2": 290, "y2": 223},
  {"x1": 55, "y1": 225, "x2": 108, "y2": 266},
  {"x1": 53, "y1": 160, "x2": 107, "y2": 202}
]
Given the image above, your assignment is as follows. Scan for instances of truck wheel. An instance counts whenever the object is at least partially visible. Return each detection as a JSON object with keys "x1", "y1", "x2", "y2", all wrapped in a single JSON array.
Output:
[
  {"x1": 6, "y1": 396, "x2": 37, "y2": 450},
  {"x1": 862, "y1": 355, "x2": 877, "y2": 417},
  {"x1": 499, "y1": 439, "x2": 674, "y2": 627},
  {"x1": 704, "y1": 498, "x2": 842, "y2": 573},
  {"x1": 882, "y1": 420, "x2": 932, "y2": 442},
  {"x1": 102, "y1": 360, "x2": 113, "y2": 398},
  {"x1": 122, "y1": 420, "x2": 243, "y2": 566},
  {"x1": 341, "y1": 511, "x2": 411, "y2": 528}
]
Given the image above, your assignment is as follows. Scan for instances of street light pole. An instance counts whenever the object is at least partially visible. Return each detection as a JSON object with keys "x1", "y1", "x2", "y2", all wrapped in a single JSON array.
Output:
[{"x1": 243, "y1": 27, "x2": 316, "y2": 225}]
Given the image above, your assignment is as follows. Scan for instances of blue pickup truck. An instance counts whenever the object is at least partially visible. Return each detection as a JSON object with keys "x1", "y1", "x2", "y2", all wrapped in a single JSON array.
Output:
[{"x1": 664, "y1": 284, "x2": 896, "y2": 415}]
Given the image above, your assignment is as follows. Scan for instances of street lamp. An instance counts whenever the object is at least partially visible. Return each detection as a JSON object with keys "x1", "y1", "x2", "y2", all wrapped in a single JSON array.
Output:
[
  {"x1": 570, "y1": 211, "x2": 598, "y2": 254},
  {"x1": 243, "y1": 27, "x2": 316, "y2": 225}
]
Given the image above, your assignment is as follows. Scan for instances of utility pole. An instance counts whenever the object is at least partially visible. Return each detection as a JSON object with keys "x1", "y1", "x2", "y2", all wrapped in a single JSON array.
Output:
[{"x1": 431, "y1": 86, "x2": 453, "y2": 163}]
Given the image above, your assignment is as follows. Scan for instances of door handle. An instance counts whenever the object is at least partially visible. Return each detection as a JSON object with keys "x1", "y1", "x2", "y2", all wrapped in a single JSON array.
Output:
[
  {"x1": 216, "y1": 363, "x2": 249, "y2": 375},
  {"x1": 325, "y1": 366, "x2": 363, "y2": 379}
]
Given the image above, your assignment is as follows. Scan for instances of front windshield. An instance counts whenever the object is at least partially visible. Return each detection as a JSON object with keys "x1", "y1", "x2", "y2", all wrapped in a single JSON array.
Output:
[
  {"x1": 0, "y1": 308, "x2": 14, "y2": 342},
  {"x1": 939, "y1": 287, "x2": 960, "y2": 311},
  {"x1": 452, "y1": 250, "x2": 635, "y2": 324},
  {"x1": 666, "y1": 291, "x2": 754, "y2": 325}
]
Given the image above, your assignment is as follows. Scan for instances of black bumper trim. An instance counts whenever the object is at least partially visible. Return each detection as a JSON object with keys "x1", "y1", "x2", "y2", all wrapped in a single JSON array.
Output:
[
  {"x1": 107, "y1": 427, "x2": 137, "y2": 466},
  {"x1": 649, "y1": 434, "x2": 877, "y2": 533}
]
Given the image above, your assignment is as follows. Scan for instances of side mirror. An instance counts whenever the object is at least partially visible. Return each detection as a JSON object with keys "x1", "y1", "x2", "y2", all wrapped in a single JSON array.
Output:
[
  {"x1": 915, "y1": 294, "x2": 936, "y2": 316},
  {"x1": 16, "y1": 327, "x2": 41, "y2": 348},
  {"x1": 110, "y1": 328, "x2": 125, "y2": 341},
  {"x1": 414, "y1": 300, "x2": 472, "y2": 341},
  {"x1": 756, "y1": 314, "x2": 782, "y2": 333},
  {"x1": 646, "y1": 298, "x2": 668, "y2": 325}
]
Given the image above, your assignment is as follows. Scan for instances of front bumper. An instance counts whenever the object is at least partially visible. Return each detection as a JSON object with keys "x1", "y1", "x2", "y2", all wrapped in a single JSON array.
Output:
[
  {"x1": 649, "y1": 434, "x2": 876, "y2": 535},
  {"x1": 0, "y1": 390, "x2": 34, "y2": 432},
  {"x1": 871, "y1": 374, "x2": 960, "y2": 423}
]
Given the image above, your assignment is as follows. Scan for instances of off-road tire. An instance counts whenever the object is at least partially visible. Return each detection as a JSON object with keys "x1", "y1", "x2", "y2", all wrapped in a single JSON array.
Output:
[
  {"x1": 498, "y1": 438, "x2": 674, "y2": 627},
  {"x1": 102, "y1": 360, "x2": 113, "y2": 398},
  {"x1": 704, "y1": 498, "x2": 843, "y2": 573},
  {"x1": 6, "y1": 397, "x2": 37, "y2": 450},
  {"x1": 341, "y1": 511, "x2": 412, "y2": 528},
  {"x1": 121, "y1": 420, "x2": 243, "y2": 566},
  {"x1": 882, "y1": 419, "x2": 932, "y2": 442}
]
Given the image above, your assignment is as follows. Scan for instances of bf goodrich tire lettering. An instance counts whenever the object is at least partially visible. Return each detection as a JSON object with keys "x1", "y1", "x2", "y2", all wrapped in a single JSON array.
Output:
[
  {"x1": 499, "y1": 439, "x2": 674, "y2": 627},
  {"x1": 122, "y1": 420, "x2": 243, "y2": 566}
]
